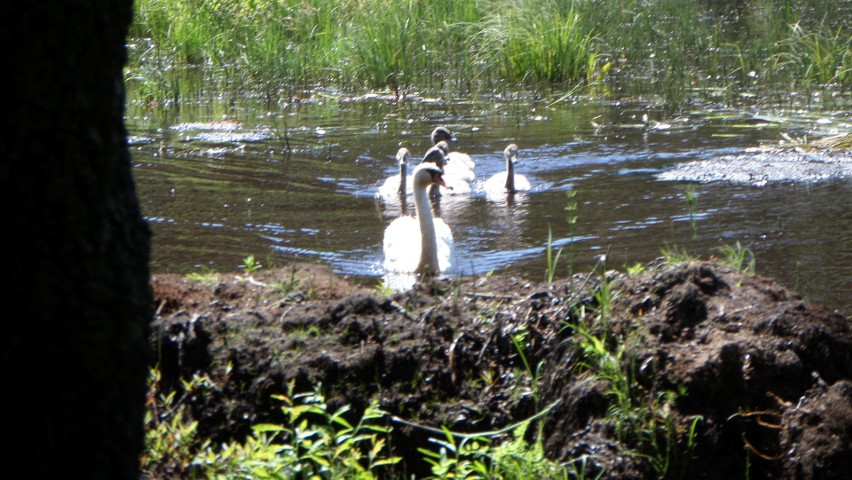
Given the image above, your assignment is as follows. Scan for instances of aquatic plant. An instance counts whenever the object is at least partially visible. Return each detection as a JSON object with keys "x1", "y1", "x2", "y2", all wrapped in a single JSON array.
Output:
[
  {"x1": 772, "y1": 21, "x2": 851, "y2": 85},
  {"x1": 478, "y1": 0, "x2": 598, "y2": 85},
  {"x1": 127, "y1": 0, "x2": 849, "y2": 105}
]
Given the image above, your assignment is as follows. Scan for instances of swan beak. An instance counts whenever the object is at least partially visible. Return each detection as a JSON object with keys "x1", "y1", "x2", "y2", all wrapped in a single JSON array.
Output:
[{"x1": 432, "y1": 172, "x2": 451, "y2": 189}]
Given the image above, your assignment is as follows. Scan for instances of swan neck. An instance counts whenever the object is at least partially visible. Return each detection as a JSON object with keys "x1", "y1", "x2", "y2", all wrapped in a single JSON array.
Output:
[
  {"x1": 398, "y1": 163, "x2": 407, "y2": 195},
  {"x1": 504, "y1": 154, "x2": 515, "y2": 192},
  {"x1": 414, "y1": 181, "x2": 439, "y2": 275}
]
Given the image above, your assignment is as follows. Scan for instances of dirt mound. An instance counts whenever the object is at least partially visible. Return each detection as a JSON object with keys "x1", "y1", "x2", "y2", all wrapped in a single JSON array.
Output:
[{"x1": 150, "y1": 261, "x2": 850, "y2": 479}]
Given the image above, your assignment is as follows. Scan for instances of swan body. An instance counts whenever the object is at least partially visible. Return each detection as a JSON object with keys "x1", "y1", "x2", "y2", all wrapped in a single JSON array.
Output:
[
  {"x1": 435, "y1": 141, "x2": 475, "y2": 187},
  {"x1": 383, "y1": 162, "x2": 454, "y2": 277},
  {"x1": 483, "y1": 144, "x2": 531, "y2": 197},
  {"x1": 419, "y1": 146, "x2": 458, "y2": 197},
  {"x1": 377, "y1": 148, "x2": 413, "y2": 199},
  {"x1": 431, "y1": 126, "x2": 476, "y2": 176}
]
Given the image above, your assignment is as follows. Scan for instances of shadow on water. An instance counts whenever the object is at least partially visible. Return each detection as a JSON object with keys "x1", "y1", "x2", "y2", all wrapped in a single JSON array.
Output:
[{"x1": 128, "y1": 93, "x2": 851, "y2": 315}]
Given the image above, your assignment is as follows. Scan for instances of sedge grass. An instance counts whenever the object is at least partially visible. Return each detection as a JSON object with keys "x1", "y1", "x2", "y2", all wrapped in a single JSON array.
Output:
[{"x1": 127, "y1": 1, "x2": 850, "y2": 108}]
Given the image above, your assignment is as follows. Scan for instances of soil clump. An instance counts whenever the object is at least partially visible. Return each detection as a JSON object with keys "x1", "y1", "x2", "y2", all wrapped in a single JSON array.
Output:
[{"x1": 150, "y1": 261, "x2": 851, "y2": 479}]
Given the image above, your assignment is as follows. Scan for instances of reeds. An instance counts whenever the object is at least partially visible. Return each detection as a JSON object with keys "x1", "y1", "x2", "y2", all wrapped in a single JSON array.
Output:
[{"x1": 127, "y1": 0, "x2": 850, "y2": 105}]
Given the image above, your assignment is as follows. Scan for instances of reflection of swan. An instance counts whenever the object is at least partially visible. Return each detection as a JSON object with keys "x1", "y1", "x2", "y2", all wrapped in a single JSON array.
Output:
[
  {"x1": 377, "y1": 148, "x2": 413, "y2": 198},
  {"x1": 431, "y1": 126, "x2": 476, "y2": 174},
  {"x1": 383, "y1": 162, "x2": 454, "y2": 277},
  {"x1": 483, "y1": 144, "x2": 531, "y2": 197}
]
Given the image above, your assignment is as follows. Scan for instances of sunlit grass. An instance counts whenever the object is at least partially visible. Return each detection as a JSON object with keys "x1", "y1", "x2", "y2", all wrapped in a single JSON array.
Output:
[
  {"x1": 127, "y1": 0, "x2": 849, "y2": 105},
  {"x1": 772, "y1": 22, "x2": 851, "y2": 85}
]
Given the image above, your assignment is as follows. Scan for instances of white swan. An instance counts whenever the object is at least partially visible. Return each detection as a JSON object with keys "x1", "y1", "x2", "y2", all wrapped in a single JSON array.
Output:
[
  {"x1": 433, "y1": 141, "x2": 472, "y2": 194},
  {"x1": 483, "y1": 144, "x2": 531, "y2": 197},
  {"x1": 431, "y1": 127, "x2": 476, "y2": 178},
  {"x1": 383, "y1": 162, "x2": 454, "y2": 278},
  {"x1": 418, "y1": 145, "x2": 454, "y2": 197},
  {"x1": 377, "y1": 148, "x2": 413, "y2": 199}
]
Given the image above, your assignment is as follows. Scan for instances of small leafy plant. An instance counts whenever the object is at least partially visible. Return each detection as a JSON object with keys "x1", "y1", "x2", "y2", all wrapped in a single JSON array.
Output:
[
  {"x1": 197, "y1": 382, "x2": 400, "y2": 479},
  {"x1": 241, "y1": 254, "x2": 262, "y2": 273}
]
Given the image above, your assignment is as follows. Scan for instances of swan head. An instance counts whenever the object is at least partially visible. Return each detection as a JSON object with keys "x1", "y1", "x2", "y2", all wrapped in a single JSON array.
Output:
[
  {"x1": 396, "y1": 147, "x2": 411, "y2": 165},
  {"x1": 434, "y1": 140, "x2": 450, "y2": 156},
  {"x1": 504, "y1": 144, "x2": 519, "y2": 163},
  {"x1": 422, "y1": 145, "x2": 447, "y2": 169},
  {"x1": 431, "y1": 126, "x2": 455, "y2": 145},
  {"x1": 413, "y1": 162, "x2": 447, "y2": 189}
]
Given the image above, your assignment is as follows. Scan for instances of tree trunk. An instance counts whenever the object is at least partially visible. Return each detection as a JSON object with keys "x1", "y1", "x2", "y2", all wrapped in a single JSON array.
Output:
[{"x1": 1, "y1": 2, "x2": 150, "y2": 478}]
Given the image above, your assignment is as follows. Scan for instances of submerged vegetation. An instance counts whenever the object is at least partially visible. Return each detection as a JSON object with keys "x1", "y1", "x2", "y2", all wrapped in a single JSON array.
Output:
[{"x1": 127, "y1": 0, "x2": 850, "y2": 105}]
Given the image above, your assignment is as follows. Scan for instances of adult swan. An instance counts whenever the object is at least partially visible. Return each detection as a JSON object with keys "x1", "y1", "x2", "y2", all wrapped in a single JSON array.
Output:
[{"x1": 383, "y1": 161, "x2": 454, "y2": 281}]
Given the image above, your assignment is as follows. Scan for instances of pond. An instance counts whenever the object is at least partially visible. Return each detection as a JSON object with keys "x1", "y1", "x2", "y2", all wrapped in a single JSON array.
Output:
[{"x1": 127, "y1": 91, "x2": 850, "y2": 315}]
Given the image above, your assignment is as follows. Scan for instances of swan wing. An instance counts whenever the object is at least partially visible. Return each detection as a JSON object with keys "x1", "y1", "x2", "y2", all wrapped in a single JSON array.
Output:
[
  {"x1": 483, "y1": 172, "x2": 508, "y2": 194},
  {"x1": 377, "y1": 174, "x2": 413, "y2": 199},
  {"x1": 382, "y1": 216, "x2": 421, "y2": 273},
  {"x1": 441, "y1": 175, "x2": 472, "y2": 195},
  {"x1": 434, "y1": 218, "x2": 454, "y2": 272},
  {"x1": 514, "y1": 174, "x2": 532, "y2": 191},
  {"x1": 448, "y1": 151, "x2": 476, "y2": 170},
  {"x1": 445, "y1": 156, "x2": 475, "y2": 183}
]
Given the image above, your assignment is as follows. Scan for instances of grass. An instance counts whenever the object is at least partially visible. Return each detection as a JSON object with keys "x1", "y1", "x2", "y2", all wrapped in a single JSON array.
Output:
[
  {"x1": 772, "y1": 21, "x2": 852, "y2": 85},
  {"x1": 126, "y1": 0, "x2": 849, "y2": 106},
  {"x1": 545, "y1": 224, "x2": 563, "y2": 284},
  {"x1": 185, "y1": 266, "x2": 221, "y2": 285},
  {"x1": 718, "y1": 241, "x2": 756, "y2": 275},
  {"x1": 563, "y1": 270, "x2": 702, "y2": 479}
]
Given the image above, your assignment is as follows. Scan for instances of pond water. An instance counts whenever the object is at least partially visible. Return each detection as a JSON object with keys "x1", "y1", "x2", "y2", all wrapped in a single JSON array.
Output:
[{"x1": 127, "y1": 92, "x2": 851, "y2": 315}]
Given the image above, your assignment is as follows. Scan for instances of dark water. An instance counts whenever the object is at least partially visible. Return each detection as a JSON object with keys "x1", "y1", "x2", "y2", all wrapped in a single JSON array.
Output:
[{"x1": 127, "y1": 93, "x2": 851, "y2": 315}]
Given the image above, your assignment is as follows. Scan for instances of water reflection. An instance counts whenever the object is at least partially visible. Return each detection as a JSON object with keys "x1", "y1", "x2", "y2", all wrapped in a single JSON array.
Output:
[{"x1": 128, "y1": 96, "x2": 851, "y2": 314}]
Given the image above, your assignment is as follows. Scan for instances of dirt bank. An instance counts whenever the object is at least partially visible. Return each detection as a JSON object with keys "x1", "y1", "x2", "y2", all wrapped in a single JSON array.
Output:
[{"x1": 149, "y1": 260, "x2": 851, "y2": 479}]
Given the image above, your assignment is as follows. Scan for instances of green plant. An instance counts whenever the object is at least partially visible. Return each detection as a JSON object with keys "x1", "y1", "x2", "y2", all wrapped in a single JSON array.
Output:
[
  {"x1": 684, "y1": 186, "x2": 698, "y2": 241},
  {"x1": 269, "y1": 263, "x2": 302, "y2": 297},
  {"x1": 185, "y1": 266, "x2": 221, "y2": 286},
  {"x1": 241, "y1": 254, "x2": 261, "y2": 273},
  {"x1": 564, "y1": 276, "x2": 701, "y2": 479},
  {"x1": 565, "y1": 189, "x2": 579, "y2": 282},
  {"x1": 545, "y1": 223, "x2": 563, "y2": 284},
  {"x1": 142, "y1": 369, "x2": 214, "y2": 476},
  {"x1": 399, "y1": 401, "x2": 566, "y2": 480},
  {"x1": 772, "y1": 22, "x2": 851, "y2": 85},
  {"x1": 510, "y1": 326, "x2": 545, "y2": 416},
  {"x1": 661, "y1": 244, "x2": 696, "y2": 265},
  {"x1": 626, "y1": 262, "x2": 646, "y2": 276},
  {"x1": 718, "y1": 242, "x2": 756, "y2": 275},
  {"x1": 197, "y1": 382, "x2": 400, "y2": 479},
  {"x1": 374, "y1": 279, "x2": 395, "y2": 297}
]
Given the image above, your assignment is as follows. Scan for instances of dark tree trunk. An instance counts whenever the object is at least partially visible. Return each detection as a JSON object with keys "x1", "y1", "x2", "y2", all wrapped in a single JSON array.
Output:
[{"x1": 1, "y1": 2, "x2": 150, "y2": 479}]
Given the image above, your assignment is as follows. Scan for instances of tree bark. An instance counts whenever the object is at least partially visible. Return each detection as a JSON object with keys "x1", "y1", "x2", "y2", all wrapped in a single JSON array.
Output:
[{"x1": 1, "y1": 2, "x2": 150, "y2": 478}]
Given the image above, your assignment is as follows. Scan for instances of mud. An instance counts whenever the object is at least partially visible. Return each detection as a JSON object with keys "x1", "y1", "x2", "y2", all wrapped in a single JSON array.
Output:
[{"x1": 149, "y1": 261, "x2": 851, "y2": 479}]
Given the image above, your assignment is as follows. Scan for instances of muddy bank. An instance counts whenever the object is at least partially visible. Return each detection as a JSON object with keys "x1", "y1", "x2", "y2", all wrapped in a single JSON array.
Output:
[{"x1": 150, "y1": 261, "x2": 851, "y2": 479}]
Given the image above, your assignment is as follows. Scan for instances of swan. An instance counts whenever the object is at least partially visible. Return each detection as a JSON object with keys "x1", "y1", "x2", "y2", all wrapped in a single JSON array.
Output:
[
  {"x1": 433, "y1": 141, "x2": 472, "y2": 194},
  {"x1": 483, "y1": 144, "x2": 531, "y2": 196},
  {"x1": 377, "y1": 147, "x2": 413, "y2": 199},
  {"x1": 418, "y1": 145, "x2": 455, "y2": 197},
  {"x1": 383, "y1": 161, "x2": 454, "y2": 278},
  {"x1": 431, "y1": 126, "x2": 476, "y2": 176}
]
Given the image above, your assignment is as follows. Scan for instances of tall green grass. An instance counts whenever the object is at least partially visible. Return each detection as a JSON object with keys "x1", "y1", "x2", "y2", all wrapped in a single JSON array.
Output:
[{"x1": 127, "y1": 0, "x2": 850, "y2": 105}]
